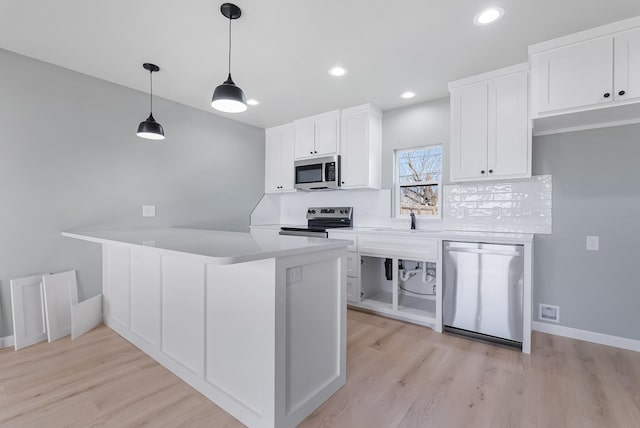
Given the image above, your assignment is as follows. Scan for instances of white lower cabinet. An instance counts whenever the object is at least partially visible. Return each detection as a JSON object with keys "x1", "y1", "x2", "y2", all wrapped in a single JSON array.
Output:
[{"x1": 329, "y1": 231, "x2": 442, "y2": 332}]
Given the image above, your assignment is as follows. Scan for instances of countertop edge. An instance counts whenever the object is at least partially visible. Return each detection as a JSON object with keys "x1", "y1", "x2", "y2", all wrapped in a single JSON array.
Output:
[
  {"x1": 249, "y1": 225, "x2": 535, "y2": 244},
  {"x1": 62, "y1": 230, "x2": 350, "y2": 265}
]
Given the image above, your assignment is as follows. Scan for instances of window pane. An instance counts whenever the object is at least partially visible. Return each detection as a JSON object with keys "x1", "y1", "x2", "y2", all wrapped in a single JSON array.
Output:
[
  {"x1": 399, "y1": 184, "x2": 439, "y2": 216},
  {"x1": 398, "y1": 146, "x2": 442, "y2": 183}
]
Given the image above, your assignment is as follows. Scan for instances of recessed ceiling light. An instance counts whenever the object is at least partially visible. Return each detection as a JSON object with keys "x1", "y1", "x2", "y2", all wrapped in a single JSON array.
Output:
[
  {"x1": 474, "y1": 7, "x2": 504, "y2": 25},
  {"x1": 247, "y1": 99, "x2": 260, "y2": 106},
  {"x1": 328, "y1": 66, "x2": 347, "y2": 77},
  {"x1": 401, "y1": 91, "x2": 416, "y2": 99}
]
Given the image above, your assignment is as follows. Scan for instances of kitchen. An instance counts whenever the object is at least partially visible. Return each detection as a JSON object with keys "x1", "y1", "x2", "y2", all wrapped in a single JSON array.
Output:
[{"x1": 1, "y1": 1, "x2": 640, "y2": 427}]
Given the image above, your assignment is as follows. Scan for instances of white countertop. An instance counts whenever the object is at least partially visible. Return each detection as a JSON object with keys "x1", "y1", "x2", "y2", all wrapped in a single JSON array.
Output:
[
  {"x1": 250, "y1": 224, "x2": 534, "y2": 244},
  {"x1": 62, "y1": 228, "x2": 350, "y2": 265}
]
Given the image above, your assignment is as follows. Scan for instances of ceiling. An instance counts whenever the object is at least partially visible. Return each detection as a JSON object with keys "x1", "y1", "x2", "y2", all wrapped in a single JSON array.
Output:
[{"x1": 2, "y1": 0, "x2": 640, "y2": 129}]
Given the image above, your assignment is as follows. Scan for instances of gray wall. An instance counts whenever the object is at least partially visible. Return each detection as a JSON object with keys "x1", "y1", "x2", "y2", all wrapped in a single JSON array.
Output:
[
  {"x1": 382, "y1": 97, "x2": 640, "y2": 341},
  {"x1": 381, "y1": 97, "x2": 450, "y2": 189},
  {"x1": 0, "y1": 49, "x2": 265, "y2": 337},
  {"x1": 533, "y1": 124, "x2": 640, "y2": 340}
]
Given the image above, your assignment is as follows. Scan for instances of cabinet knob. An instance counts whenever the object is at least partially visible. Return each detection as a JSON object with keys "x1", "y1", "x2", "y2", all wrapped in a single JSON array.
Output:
[
  {"x1": 604, "y1": 92, "x2": 611, "y2": 98},
  {"x1": 341, "y1": 181, "x2": 345, "y2": 184},
  {"x1": 310, "y1": 151, "x2": 313, "y2": 154},
  {"x1": 489, "y1": 169, "x2": 494, "y2": 174},
  {"x1": 619, "y1": 90, "x2": 626, "y2": 96},
  {"x1": 314, "y1": 150, "x2": 317, "y2": 154},
  {"x1": 481, "y1": 170, "x2": 485, "y2": 174}
]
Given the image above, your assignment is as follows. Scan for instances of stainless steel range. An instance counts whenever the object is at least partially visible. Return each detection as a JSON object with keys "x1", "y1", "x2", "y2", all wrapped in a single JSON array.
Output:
[{"x1": 279, "y1": 207, "x2": 353, "y2": 238}]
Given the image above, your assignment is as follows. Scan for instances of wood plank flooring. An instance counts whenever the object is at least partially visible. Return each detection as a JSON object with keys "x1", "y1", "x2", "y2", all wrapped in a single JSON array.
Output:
[{"x1": 1, "y1": 309, "x2": 639, "y2": 427}]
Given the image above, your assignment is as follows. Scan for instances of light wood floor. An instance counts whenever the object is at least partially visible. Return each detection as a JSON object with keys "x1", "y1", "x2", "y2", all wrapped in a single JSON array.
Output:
[{"x1": 1, "y1": 310, "x2": 639, "y2": 428}]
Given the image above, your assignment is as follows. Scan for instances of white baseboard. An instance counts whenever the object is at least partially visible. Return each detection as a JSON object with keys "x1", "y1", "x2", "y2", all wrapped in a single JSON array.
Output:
[
  {"x1": 532, "y1": 321, "x2": 640, "y2": 352},
  {"x1": 0, "y1": 335, "x2": 15, "y2": 349}
]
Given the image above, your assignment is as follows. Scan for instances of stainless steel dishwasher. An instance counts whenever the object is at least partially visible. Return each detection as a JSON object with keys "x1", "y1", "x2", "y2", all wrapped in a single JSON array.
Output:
[{"x1": 443, "y1": 241, "x2": 524, "y2": 346}]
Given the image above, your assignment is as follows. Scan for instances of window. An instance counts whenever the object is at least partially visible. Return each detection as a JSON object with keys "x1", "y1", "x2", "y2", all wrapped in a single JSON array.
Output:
[{"x1": 395, "y1": 145, "x2": 442, "y2": 217}]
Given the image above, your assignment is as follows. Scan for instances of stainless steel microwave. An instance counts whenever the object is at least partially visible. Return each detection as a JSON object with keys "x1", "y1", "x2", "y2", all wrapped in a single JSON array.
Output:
[{"x1": 294, "y1": 155, "x2": 341, "y2": 191}]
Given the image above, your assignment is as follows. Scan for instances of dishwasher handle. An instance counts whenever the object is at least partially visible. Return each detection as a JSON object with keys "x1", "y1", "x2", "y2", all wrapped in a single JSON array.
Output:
[{"x1": 445, "y1": 247, "x2": 521, "y2": 257}]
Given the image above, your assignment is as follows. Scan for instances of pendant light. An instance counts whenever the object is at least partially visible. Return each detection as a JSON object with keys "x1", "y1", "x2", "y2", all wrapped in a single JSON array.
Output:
[
  {"x1": 137, "y1": 63, "x2": 165, "y2": 140},
  {"x1": 211, "y1": 3, "x2": 247, "y2": 113}
]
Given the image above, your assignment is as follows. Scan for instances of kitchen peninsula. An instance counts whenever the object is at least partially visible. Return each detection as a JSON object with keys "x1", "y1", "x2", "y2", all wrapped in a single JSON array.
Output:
[{"x1": 62, "y1": 228, "x2": 349, "y2": 428}]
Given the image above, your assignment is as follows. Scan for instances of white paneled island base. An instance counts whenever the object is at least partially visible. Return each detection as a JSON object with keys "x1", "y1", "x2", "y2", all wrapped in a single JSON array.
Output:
[{"x1": 63, "y1": 228, "x2": 349, "y2": 428}]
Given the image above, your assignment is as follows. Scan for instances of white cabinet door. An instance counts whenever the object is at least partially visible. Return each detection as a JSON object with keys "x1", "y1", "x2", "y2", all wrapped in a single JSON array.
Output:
[
  {"x1": 314, "y1": 114, "x2": 339, "y2": 156},
  {"x1": 488, "y1": 72, "x2": 530, "y2": 178},
  {"x1": 614, "y1": 27, "x2": 640, "y2": 101},
  {"x1": 265, "y1": 126, "x2": 295, "y2": 193},
  {"x1": 280, "y1": 126, "x2": 295, "y2": 191},
  {"x1": 265, "y1": 129, "x2": 282, "y2": 193},
  {"x1": 533, "y1": 36, "x2": 614, "y2": 114},
  {"x1": 450, "y1": 83, "x2": 489, "y2": 182},
  {"x1": 10, "y1": 274, "x2": 48, "y2": 350},
  {"x1": 340, "y1": 111, "x2": 368, "y2": 188},
  {"x1": 294, "y1": 121, "x2": 315, "y2": 159}
]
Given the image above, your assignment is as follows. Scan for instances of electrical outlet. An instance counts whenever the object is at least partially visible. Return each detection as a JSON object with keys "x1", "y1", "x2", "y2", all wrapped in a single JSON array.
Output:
[
  {"x1": 586, "y1": 235, "x2": 599, "y2": 251},
  {"x1": 539, "y1": 304, "x2": 560, "y2": 323},
  {"x1": 142, "y1": 205, "x2": 156, "y2": 217}
]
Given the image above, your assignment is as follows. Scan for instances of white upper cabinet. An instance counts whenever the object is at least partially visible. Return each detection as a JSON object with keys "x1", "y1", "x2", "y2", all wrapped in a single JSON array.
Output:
[
  {"x1": 449, "y1": 63, "x2": 531, "y2": 183},
  {"x1": 293, "y1": 121, "x2": 315, "y2": 159},
  {"x1": 450, "y1": 82, "x2": 489, "y2": 182},
  {"x1": 293, "y1": 110, "x2": 339, "y2": 160},
  {"x1": 614, "y1": 27, "x2": 640, "y2": 101},
  {"x1": 488, "y1": 72, "x2": 530, "y2": 178},
  {"x1": 340, "y1": 104, "x2": 382, "y2": 189},
  {"x1": 265, "y1": 124, "x2": 295, "y2": 193},
  {"x1": 529, "y1": 17, "x2": 640, "y2": 135},
  {"x1": 532, "y1": 36, "x2": 614, "y2": 114}
]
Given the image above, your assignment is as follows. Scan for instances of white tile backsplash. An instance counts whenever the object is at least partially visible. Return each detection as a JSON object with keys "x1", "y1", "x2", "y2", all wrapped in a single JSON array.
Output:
[{"x1": 443, "y1": 175, "x2": 552, "y2": 234}]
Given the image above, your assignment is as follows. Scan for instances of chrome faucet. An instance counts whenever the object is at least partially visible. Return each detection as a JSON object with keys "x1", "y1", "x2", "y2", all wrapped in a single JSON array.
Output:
[{"x1": 410, "y1": 211, "x2": 416, "y2": 230}]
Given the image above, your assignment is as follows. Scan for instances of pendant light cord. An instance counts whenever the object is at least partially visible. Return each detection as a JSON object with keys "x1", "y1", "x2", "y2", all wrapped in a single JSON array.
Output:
[
  {"x1": 228, "y1": 16, "x2": 232, "y2": 75},
  {"x1": 149, "y1": 70, "x2": 153, "y2": 114}
]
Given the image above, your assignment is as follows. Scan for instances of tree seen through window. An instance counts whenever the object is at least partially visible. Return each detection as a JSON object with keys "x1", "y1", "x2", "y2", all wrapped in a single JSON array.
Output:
[{"x1": 396, "y1": 146, "x2": 442, "y2": 217}]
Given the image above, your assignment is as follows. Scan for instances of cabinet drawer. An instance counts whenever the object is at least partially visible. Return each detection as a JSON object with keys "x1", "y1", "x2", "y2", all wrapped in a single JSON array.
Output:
[
  {"x1": 346, "y1": 252, "x2": 360, "y2": 278},
  {"x1": 358, "y1": 236, "x2": 438, "y2": 262}
]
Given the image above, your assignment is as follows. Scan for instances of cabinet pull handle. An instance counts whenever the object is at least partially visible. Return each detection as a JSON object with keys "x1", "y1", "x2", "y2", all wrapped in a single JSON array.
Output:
[
  {"x1": 619, "y1": 90, "x2": 626, "y2": 96},
  {"x1": 481, "y1": 170, "x2": 486, "y2": 174},
  {"x1": 604, "y1": 92, "x2": 611, "y2": 98},
  {"x1": 489, "y1": 169, "x2": 494, "y2": 174}
]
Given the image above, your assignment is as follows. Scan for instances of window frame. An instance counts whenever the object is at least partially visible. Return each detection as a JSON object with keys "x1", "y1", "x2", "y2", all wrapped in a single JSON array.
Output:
[{"x1": 394, "y1": 144, "x2": 443, "y2": 219}]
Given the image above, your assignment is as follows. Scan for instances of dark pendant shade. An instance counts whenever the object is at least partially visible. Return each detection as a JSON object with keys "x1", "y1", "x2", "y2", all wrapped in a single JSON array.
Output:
[
  {"x1": 211, "y1": 74, "x2": 247, "y2": 113},
  {"x1": 137, "y1": 113, "x2": 165, "y2": 140}
]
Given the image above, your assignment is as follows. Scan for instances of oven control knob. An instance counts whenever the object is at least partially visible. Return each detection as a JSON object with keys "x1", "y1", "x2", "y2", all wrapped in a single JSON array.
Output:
[{"x1": 311, "y1": 210, "x2": 316, "y2": 214}]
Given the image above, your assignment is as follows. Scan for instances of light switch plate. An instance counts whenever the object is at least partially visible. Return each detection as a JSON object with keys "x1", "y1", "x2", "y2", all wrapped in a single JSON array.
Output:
[
  {"x1": 142, "y1": 205, "x2": 156, "y2": 217},
  {"x1": 586, "y1": 235, "x2": 599, "y2": 251}
]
